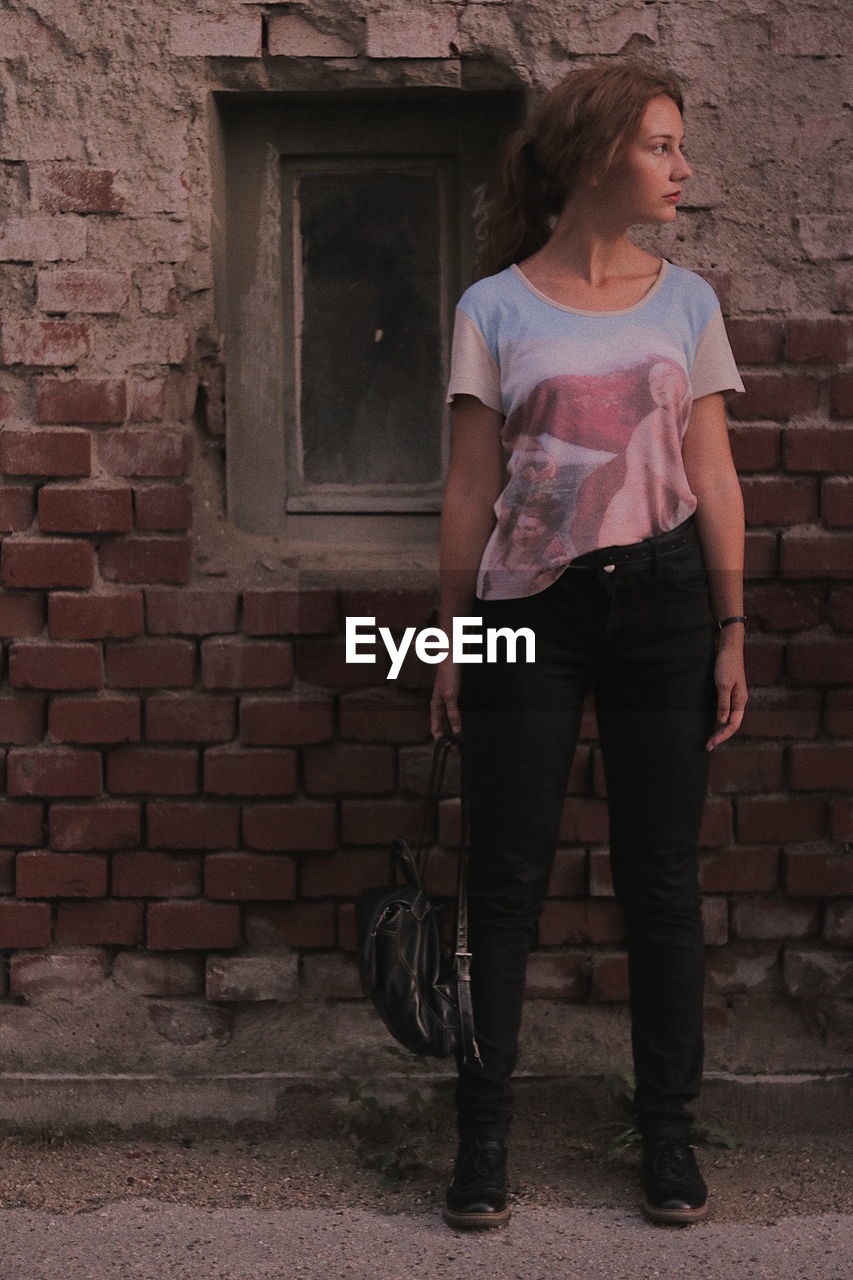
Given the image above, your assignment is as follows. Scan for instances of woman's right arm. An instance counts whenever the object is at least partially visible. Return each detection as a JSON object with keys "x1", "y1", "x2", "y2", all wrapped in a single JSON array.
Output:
[{"x1": 431, "y1": 393, "x2": 505, "y2": 739}]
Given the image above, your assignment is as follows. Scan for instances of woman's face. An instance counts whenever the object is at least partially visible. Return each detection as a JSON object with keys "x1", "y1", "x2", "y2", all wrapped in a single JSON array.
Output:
[{"x1": 594, "y1": 95, "x2": 693, "y2": 227}]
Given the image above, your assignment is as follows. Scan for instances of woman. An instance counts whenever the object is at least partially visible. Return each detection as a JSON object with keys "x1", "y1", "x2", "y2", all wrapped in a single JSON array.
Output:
[{"x1": 431, "y1": 59, "x2": 747, "y2": 1230}]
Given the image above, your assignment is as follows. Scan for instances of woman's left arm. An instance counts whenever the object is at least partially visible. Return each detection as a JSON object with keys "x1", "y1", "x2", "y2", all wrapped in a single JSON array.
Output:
[{"x1": 681, "y1": 391, "x2": 748, "y2": 752}]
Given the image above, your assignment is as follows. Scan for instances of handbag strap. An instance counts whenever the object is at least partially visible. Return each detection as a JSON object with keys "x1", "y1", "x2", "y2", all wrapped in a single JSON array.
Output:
[{"x1": 453, "y1": 776, "x2": 481, "y2": 1067}]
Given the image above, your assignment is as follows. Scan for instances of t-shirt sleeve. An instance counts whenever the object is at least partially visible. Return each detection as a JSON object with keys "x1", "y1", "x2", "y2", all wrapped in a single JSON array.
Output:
[
  {"x1": 445, "y1": 307, "x2": 503, "y2": 414},
  {"x1": 690, "y1": 306, "x2": 746, "y2": 400}
]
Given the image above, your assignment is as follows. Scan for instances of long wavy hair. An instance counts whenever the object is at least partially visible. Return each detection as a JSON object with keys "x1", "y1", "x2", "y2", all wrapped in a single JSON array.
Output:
[{"x1": 474, "y1": 60, "x2": 686, "y2": 280}]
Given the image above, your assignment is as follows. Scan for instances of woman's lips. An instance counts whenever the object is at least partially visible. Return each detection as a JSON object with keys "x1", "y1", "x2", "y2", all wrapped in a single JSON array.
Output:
[{"x1": 664, "y1": 192, "x2": 681, "y2": 202}]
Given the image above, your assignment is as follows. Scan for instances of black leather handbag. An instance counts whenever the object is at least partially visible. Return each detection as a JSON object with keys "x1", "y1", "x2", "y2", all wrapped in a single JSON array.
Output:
[{"x1": 355, "y1": 734, "x2": 481, "y2": 1065}]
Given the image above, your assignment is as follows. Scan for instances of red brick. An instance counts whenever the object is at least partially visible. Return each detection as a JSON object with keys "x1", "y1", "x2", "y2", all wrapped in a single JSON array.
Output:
[
  {"x1": 699, "y1": 846, "x2": 779, "y2": 893},
  {"x1": 736, "y1": 796, "x2": 827, "y2": 843},
  {"x1": 338, "y1": 691, "x2": 429, "y2": 743},
  {"x1": 788, "y1": 634, "x2": 853, "y2": 685},
  {"x1": 242, "y1": 590, "x2": 338, "y2": 636},
  {"x1": 744, "y1": 530, "x2": 777, "y2": 577},
  {"x1": 789, "y1": 744, "x2": 853, "y2": 791},
  {"x1": 55, "y1": 901, "x2": 144, "y2": 945},
  {"x1": 105, "y1": 638, "x2": 195, "y2": 688},
  {"x1": 525, "y1": 952, "x2": 589, "y2": 999},
  {"x1": 744, "y1": 635, "x2": 785, "y2": 685},
  {"x1": 7, "y1": 746, "x2": 101, "y2": 797},
  {"x1": 205, "y1": 852, "x2": 297, "y2": 900},
  {"x1": 398, "y1": 742, "x2": 460, "y2": 796},
  {"x1": 786, "y1": 318, "x2": 853, "y2": 363},
  {"x1": 0, "y1": 901, "x2": 51, "y2": 948},
  {"x1": 829, "y1": 588, "x2": 853, "y2": 630},
  {"x1": 38, "y1": 485, "x2": 133, "y2": 533},
  {"x1": 741, "y1": 476, "x2": 818, "y2": 526},
  {"x1": 134, "y1": 484, "x2": 192, "y2": 531},
  {"x1": 295, "y1": 638, "x2": 390, "y2": 686},
  {"x1": 239, "y1": 695, "x2": 333, "y2": 746},
  {"x1": 785, "y1": 844, "x2": 853, "y2": 896},
  {"x1": 202, "y1": 638, "x2": 294, "y2": 689},
  {"x1": 709, "y1": 745, "x2": 784, "y2": 793},
  {"x1": 147, "y1": 801, "x2": 239, "y2": 850},
  {"x1": 112, "y1": 952, "x2": 203, "y2": 995},
  {"x1": 730, "y1": 897, "x2": 819, "y2": 941},
  {"x1": 147, "y1": 902, "x2": 241, "y2": 950},
  {"x1": 558, "y1": 797, "x2": 610, "y2": 843},
  {"x1": 37, "y1": 268, "x2": 130, "y2": 315},
  {"x1": 822, "y1": 477, "x2": 853, "y2": 527},
  {"x1": 107, "y1": 747, "x2": 198, "y2": 795},
  {"x1": 245, "y1": 902, "x2": 336, "y2": 949},
  {"x1": 342, "y1": 798, "x2": 424, "y2": 846},
  {"x1": 590, "y1": 952, "x2": 630, "y2": 1002},
  {"x1": 830, "y1": 372, "x2": 853, "y2": 418},
  {"x1": 702, "y1": 896, "x2": 729, "y2": 945},
  {"x1": 728, "y1": 424, "x2": 781, "y2": 471},
  {"x1": 699, "y1": 797, "x2": 734, "y2": 847},
  {"x1": 0, "y1": 486, "x2": 34, "y2": 530},
  {"x1": 10, "y1": 950, "x2": 108, "y2": 997},
  {"x1": 551, "y1": 847, "x2": 588, "y2": 896},
  {"x1": 49, "y1": 695, "x2": 140, "y2": 744},
  {"x1": 2, "y1": 319, "x2": 90, "y2": 366},
  {"x1": 303, "y1": 744, "x2": 394, "y2": 795},
  {"x1": 145, "y1": 589, "x2": 237, "y2": 635},
  {"x1": 0, "y1": 427, "x2": 91, "y2": 477},
  {"x1": 98, "y1": 429, "x2": 191, "y2": 477},
  {"x1": 35, "y1": 167, "x2": 124, "y2": 214},
  {"x1": 781, "y1": 529, "x2": 853, "y2": 578},
  {"x1": 243, "y1": 802, "x2": 336, "y2": 851},
  {"x1": 36, "y1": 378, "x2": 126, "y2": 424},
  {"x1": 300, "y1": 850, "x2": 390, "y2": 897},
  {"x1": 743, "y1": 583, "x2": 823, "y2": 632},
  {"x1": 0, "y1": 801, "x2": 44, "y2": 846},
  {"x1": 784, "y1": 426, "x2": 853, "y2": 472},
  {"x1": 9, "y1": 641, "x2": 102, "y2": 690},
  {"x1": 727, "y1": 318, "x2": 784, "y2": 364},
  {"x1": 588, "y1": 847, "x2": 614, "y2": 895},
  {"x1": 111, "y1": 852, "x2": 201, "y2": 897},
  {"x1": 740, "y1": 687, "x2": 821, "y2": 739},
  {"x1": 0, "y1": 592, "x2": 44, "y2": 636},
  {"x1": 146, "y1": 695, "x2": 236, "y2": 743},
  {"x1": 16, "y1": 851, "x2": 107, "y2": 897},
  {"x1": 0, "y1": 696, "x2": 44, "y2": 743},
  {"x1": 826, "y1": 690, "x2": 853, "y2": 737},
  {"x1": 824, "y1": 901, "x2": 853, "y2": 947},
  {"x1": 729, "y1": 374, "x2": 820, "y2": 421},
  {"x1": 338, "y1": 903, "x2": 356, "y2": 951},
  {"x1": 539, "y1": 900, "x2": 625, "y2": 945},
  {"x1": 49, "y1": 802, "x2": 140, "y2": 850},
  {"x1": 1, "y1": 537, "x2": 94, "y2": 588},
  {"x1": 203, "y1": 745, "x2": 297, "y2": 796},
  {"x1": 706, "y1": 944, "x2": 779, "y2": 995},
  {"x1": 100, "y1": 536, "x2": 191, "y2": 585},
  {"x1": 48, "y1": 591, "x2": 143, "y2": 640},
  {"x1": 338, "y1": 589, "x2": 436, "y2": 631},
  {"x1": 129, "y1": 379, "x2": 166, "y2": 422}
]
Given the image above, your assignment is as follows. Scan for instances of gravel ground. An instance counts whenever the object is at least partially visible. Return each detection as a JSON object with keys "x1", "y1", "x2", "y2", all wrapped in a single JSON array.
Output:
[{"x1": 0, "y1": 1081, "x2": 850, "y2": 1225}]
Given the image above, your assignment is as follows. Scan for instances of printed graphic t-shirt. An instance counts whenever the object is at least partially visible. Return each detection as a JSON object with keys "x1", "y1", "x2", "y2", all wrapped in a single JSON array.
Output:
[{"x1": 445, "y1": 258, "x2": 746, "y2": 600}]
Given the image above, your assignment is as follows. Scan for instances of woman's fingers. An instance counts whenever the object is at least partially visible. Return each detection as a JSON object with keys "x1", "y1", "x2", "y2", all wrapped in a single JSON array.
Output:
[{"x1": 706, "y1": 676, "x2": 748, "y2": 751}]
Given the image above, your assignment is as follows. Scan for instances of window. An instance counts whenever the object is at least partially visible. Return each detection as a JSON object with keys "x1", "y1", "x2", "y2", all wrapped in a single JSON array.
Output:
[{"x1": 213, "y1": 91, "x2": 521, "y2": 547}]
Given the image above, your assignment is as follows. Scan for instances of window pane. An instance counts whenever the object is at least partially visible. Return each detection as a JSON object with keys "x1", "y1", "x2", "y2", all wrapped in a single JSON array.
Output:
[{"x1": 297, "y1": 170, "x2": 443, "y2": 487}]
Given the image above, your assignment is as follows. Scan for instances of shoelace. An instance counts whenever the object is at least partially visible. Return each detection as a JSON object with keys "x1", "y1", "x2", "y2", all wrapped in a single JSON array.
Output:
[
  {"x1": 649, "y1": 1137, "x2": 691, "y2": 1181},
  {"x1": 455, "y1": 1140, "x2": 506, "y2": 1187}
]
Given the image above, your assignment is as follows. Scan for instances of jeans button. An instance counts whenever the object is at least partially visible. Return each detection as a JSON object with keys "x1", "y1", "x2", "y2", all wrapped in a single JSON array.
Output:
[{"x1": 603, "y1": 563, "x2": 615, "y2": 573}]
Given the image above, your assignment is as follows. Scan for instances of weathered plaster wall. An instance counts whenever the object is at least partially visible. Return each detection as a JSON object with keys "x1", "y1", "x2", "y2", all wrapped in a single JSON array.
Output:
[{"x1": 0, "y1": 2, "x2": 850, "y2": 1091}]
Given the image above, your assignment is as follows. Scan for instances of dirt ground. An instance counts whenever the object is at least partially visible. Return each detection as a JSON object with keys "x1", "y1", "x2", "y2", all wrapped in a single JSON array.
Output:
[{"x1": 1, "y1": 1080, "x2": 850, "y2": 1226}]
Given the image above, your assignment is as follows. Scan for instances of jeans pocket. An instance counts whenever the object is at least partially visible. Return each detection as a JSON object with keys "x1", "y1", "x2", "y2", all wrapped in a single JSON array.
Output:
[{"x1": 660, "y1": 547, "x2": 710, "y2": 593}]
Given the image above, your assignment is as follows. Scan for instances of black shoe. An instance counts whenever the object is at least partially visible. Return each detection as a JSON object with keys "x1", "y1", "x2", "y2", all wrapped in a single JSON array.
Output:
[
  {"x1": 443, "y1": 1137, "x2": 511, "y2": 1229},
  {"x1": 641, "y1": 1133, "x2": 709, "y2": 1225}
]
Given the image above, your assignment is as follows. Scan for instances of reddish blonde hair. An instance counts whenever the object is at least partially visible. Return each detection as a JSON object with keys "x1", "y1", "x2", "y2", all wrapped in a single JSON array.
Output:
[{"x1": 475, "y1": 59, "x2": 686, "y2": 279}]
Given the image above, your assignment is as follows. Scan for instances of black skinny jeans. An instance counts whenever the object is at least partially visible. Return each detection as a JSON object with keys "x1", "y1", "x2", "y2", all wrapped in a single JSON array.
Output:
[{"x1": 457, "y1": 516, "x2": 718, "y2": 1141}]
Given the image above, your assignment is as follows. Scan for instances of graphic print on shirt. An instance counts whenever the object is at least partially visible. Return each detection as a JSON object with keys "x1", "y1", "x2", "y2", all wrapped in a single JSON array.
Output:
[{"x1": 479, "y1": 354, "x2": 692, "y2": 598}]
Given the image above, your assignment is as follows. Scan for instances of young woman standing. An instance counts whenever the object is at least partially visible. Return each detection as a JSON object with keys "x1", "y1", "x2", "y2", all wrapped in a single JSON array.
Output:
[{"x1": 431, "y1": 59, "x2": 747, "y2": 1229}]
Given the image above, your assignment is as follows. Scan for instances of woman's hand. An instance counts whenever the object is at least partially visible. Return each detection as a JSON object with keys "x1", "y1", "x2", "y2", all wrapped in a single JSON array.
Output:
[
  {"x1": 706, "y1": 631, "x2": 748, "y2": 751},
  {"x1": 431, "y1": 659, "x2": 462, "y2": 740}
]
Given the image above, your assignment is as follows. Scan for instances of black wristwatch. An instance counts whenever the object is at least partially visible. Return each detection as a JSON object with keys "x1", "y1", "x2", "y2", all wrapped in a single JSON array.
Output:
[{"x1": 717, "y1": 615, "x2": 747, "y2": 631}]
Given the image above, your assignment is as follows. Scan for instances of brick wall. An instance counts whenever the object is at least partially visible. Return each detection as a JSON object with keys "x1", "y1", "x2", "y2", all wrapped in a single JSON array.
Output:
[{"x1": 0, "y1": 1, "x2": 851, "y2": 1060}]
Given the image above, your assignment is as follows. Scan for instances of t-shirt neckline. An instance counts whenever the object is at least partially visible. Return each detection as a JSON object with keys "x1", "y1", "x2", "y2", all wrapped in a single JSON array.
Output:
[{"x1": 509, "y1": 258, "x2": 669, "y2": 316}]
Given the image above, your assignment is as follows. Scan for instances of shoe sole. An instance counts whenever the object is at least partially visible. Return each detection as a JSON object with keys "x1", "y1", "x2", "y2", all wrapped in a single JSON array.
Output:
[
  {"x1": 443, "y1": 1205, "x2": 511, "y2": 1230},
  {"x1": 641, "y1": 1199, "x2": 709, "y2": 1225}
]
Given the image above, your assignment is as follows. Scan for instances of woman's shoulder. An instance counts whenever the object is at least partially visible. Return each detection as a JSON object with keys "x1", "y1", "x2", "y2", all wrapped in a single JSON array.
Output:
[
  {"x1": 455, "y1": 266, "x2": 517, "y2": 316},
  {"x1": 664, "y1": 260, "x2": 723, "y2": 312}
]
